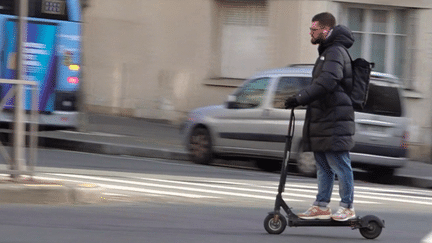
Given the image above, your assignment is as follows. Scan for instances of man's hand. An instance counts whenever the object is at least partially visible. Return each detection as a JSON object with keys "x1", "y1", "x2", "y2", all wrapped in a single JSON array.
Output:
[{"x1": 285, "y1": 97, "x2": 299, "y2": 109}]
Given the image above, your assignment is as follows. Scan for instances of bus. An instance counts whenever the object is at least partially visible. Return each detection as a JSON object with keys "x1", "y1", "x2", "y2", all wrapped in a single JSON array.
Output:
[{"x1": 0, "y1": 0, "x2": 81, "y2": 128}]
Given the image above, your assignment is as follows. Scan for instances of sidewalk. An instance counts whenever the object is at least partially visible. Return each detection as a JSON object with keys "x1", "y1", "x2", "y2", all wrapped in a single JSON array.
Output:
[
  {"x1": 0, "y1": 172, "x2": 102, "y2": 204},
  {"x1": 0, "y1": 112, "x2": 188, "y2": 205},
  {"x1": 1, "y1": 112, "x2": 432, "y2": 205},
  {"x1": 39, "y1": 113, "x2": 188, "y2": 160}
]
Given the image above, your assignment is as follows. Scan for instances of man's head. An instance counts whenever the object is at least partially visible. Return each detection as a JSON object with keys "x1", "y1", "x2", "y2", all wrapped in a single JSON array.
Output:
[{"x1": 310, "y1": 12, "x2": 336, "y2": 45}]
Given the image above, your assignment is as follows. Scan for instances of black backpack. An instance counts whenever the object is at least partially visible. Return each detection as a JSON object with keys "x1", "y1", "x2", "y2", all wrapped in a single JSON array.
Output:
[{"x1": 339, "y1": 46, "x2": 375, "y2": 110}]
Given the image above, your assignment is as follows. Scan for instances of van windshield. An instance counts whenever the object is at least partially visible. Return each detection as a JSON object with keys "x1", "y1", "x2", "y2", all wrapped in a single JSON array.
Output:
[{"x1": 362, "y1": 82, "x2": 402, "y2": 117}]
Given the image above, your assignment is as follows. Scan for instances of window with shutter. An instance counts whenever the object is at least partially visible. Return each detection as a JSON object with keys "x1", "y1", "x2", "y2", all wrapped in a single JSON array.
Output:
[
  {"x1": 218, "y1": 0, "x2": 269, "y2": 79},
  {"x1": 342, "y1": 6, "x2": 412, "y2": 88}
]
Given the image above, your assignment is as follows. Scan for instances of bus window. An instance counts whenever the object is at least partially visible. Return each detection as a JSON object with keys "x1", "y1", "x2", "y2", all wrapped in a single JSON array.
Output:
[
  {"x1": 29, "y1": 0, "x2": 69, "y2": 21},
  {"x1": 0, "y1": 0, "x2": 69, "y2": 21},
  {"x1": 0, "y1": 0, "x2": 15, "y2": 15}
]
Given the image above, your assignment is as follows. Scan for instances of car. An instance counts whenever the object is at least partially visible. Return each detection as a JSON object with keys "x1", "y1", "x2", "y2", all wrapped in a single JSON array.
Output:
[{"x1": 183, "y1": 65, "x2": 409, "y2": 177}]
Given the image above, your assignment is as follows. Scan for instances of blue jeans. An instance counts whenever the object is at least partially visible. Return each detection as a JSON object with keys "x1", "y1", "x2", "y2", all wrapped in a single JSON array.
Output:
[{"x1": 312, "y1": 151, "x2": 354, "y2": 209}]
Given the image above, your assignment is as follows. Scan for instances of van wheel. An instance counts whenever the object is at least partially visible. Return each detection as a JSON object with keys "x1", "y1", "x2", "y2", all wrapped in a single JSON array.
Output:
[
  {"x1": 297, "y1": 149, "x2": 316, "y2": 177},
  {"x1": 189, "y1": 127, "x2": 213, "y2": 165}
]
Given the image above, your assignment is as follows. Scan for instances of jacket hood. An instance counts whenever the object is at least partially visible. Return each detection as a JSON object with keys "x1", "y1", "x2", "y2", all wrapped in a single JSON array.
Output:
[{"x1": 318, "y1": 25, "x2": 354, "y2": 54}]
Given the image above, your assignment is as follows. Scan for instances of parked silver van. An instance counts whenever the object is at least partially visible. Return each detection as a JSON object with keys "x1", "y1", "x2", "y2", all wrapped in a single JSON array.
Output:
[{"x1": 183, "y1": 65, "x2": 408, "y2": 177}]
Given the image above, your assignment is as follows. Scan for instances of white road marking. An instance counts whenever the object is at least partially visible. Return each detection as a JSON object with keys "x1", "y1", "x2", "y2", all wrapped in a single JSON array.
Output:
[
  {"x1": 355, "y1": 185, "x2": 432, "y2": 196},
  {"x1": 39, "y1": 175, "x2": 214, "y2": 199},
  {"x1": 350, "y1": 193, "x2": 432, "y2": 206},
  {"x1": 102, "y1": 192, "x2": 130, "y2": 196},
  {"x1": 98, "y1": 183, "x2": 216, "y2": 199},
  {"x1": 46, "y1": 173, "x2": 378, "y2": 203},
  {"x1": 242, "y1": 181, "x2": 432, "y2": 204},
  {"x1": 61, "y1": 131, "x2": 126, "y2": 137},
  {"x1": 135, "y1": 177, "x2": 379, "y2": 204},
  {"x1": 23, "y1": 172, "x2": 430, "y2": 205},
  {"x1": 421, "y1": 229, "x2": 432, "y2": 243},
  {"x1": 47, "y1": 173, "x2": 301, "y2": 201}
]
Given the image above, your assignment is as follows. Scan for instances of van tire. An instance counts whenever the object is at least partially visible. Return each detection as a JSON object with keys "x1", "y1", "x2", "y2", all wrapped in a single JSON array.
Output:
[{"x1": 189, "y1": 127, "x2": 213, "y2": 165}]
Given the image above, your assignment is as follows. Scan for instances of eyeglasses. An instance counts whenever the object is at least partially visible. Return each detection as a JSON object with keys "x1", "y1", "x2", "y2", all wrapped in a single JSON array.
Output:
[{"x1": 310, "y1": 28, "x2": 322, "y2": 32}]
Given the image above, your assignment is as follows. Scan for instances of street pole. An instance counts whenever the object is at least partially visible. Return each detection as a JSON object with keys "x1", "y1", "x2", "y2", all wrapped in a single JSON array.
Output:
[
  {"x1": 11, "y1": 0, "x2": 28, "y2": 179},
  {"x1": 78, "y1": 0, "x2": 89, "y2": 133}
]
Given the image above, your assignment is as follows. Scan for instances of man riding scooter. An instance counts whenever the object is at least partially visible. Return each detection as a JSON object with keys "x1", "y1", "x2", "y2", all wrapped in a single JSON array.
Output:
[{"x1": 284, "y1": 12, "x2": 356, "y2": 221}]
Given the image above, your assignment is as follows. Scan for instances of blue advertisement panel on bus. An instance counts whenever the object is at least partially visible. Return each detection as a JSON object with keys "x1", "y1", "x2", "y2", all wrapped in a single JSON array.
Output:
[
  {"x1": 1, "y1": 19, "x2": 58, "y2": 112},
  {"x1": 0, "y1": 0, "x2": 81, "y2": 127}
]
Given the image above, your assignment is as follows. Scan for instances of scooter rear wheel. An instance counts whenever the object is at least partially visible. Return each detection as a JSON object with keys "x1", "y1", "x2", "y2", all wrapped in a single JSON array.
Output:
[
  {"x1": 359, "y1": 221, "x2": 382, "y2": 239},
  {"x1": 264, "y1": 213, "x2": 287, "y2": 234}
]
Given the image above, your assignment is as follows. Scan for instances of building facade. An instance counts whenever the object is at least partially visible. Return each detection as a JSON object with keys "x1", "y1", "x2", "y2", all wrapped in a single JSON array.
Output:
[{"x1": 81, "y1": 0, "x2": 432, "y2": 162}]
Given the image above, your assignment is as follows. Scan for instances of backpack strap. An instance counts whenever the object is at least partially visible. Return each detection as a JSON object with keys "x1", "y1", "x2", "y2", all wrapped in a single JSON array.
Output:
[{"x1": 331, "y1": 44, "x2": 352, "y2": 94}]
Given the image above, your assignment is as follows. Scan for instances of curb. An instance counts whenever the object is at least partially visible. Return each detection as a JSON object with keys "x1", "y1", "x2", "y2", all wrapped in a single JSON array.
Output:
[
  {"x1": 71, "y1": 183, "x2": 104, "y2": 204},
  {"x1": 0, "y1": 175, "x2": 103, "y2": 205},
  {"x1": 39, "y1": 136, "x2": 189, "y2": 161},
  {"x1": 0, "y1": 182, "x2": 103, "y2": 205}
]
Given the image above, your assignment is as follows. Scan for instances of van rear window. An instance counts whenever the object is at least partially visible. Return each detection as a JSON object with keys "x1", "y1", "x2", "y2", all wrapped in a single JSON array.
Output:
[{"x1": 362, "y1": 82, "x2": 402, "y2": 117}]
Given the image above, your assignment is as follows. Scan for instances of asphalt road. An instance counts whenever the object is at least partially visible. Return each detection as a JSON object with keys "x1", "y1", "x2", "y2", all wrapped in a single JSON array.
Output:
[
  {"x1": 0, "y1": 203, "x2": 430, "y2": 243},
  {"x1": 0, "y1": 148, "x2": 431, "y2": 242}
]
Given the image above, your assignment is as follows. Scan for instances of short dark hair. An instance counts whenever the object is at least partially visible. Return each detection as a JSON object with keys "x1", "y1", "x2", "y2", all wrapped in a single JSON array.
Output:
[{"x1": 312, "y1": 12, "x2": 336, "y2": 28}]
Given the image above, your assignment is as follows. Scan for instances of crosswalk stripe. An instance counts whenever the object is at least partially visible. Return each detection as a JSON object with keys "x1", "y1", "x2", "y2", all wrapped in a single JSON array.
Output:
[
  {"x1": 421, "y1": 229, "x2": 432, "y2": 243},
  {"x1": 31, "y1": 175, "x2": 214, "y2": 199},
  {"x1": 237, "y1": 181, "x2": 431, "y2": 205},
  {"x1": 98, "y1": 183, "x2": 217, "y2": 199},
  {"x1": 30, "y1": 173, "x2": 431, "y2": 205},
  {"x1": 355, "y1": 190, "x2": 432, "y2": 202},
  {"x1": 46, "y1": 173, "x2": 373, "y2": 203},
  {"x1": 135, "y1": 177, "x2": 379, "y2": 204},
  {"x1": 249, "y1": 184, "x2": 430, "y2": 205},
  {"x1": 351, "y1": 192, "x2": 432, "y2": 206},
  {"x1": 47, "y1": 173, "x2": 302, "y2": 202}
]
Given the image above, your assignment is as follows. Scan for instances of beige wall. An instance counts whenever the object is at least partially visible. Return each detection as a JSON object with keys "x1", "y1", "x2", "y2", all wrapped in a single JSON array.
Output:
[
  {"x1": 81, "y1": 0, "x2": 358, "y2": 122},
  {"x1": 82, "y1": 0, "x2": 214, "y2": 122},
  {"x1": 267, "y1": 0, "x2": 344, "y2": 66},
  {"x1": 81, "y1": 0, "x2": 432, "y2": 161},
  {"x1": 404, "y1": 9, "x2": 432, "y2": 161}
]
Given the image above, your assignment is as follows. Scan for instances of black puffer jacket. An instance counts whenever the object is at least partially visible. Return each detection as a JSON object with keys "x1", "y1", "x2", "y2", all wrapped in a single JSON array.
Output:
[{"x1": 295, "y1": 25, "x2": 355, "y2": 152}]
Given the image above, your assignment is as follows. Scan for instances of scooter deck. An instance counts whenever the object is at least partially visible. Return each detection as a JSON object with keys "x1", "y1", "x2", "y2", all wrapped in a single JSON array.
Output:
[{"x1": 289, "y1": 217, "x2": 360, "y2": 227}]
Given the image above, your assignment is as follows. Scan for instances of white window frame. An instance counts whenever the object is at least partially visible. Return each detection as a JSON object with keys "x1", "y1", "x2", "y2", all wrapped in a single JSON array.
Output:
[{"x1": 340, "y1": 4, "x2": 413, "y2": 87}]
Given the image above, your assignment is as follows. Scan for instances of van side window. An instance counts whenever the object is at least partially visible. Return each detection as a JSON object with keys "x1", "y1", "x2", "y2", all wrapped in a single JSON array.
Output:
[
  {"x1": 231, "y1": 77, "x2": 271, "y2": 109},
  {"x1": 273, "y1": 77, "x2": 311, "y2": 109}
]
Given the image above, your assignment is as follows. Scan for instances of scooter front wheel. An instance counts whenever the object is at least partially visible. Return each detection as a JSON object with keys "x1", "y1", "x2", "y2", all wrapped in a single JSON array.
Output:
[
  {"x1": 264, "y1": 213, "x2": 287, "y2": 234},
  {"x1": 359, "y1": 221, "x2": 383, "y2": 239}
]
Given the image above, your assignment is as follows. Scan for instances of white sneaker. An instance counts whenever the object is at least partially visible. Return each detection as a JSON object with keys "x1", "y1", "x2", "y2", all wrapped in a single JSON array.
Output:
[
  {"x1": 331, "y1": 207, "x2": 356, "y2": 221},
  {"x1": 298, "y1": 206, "x2": 332, "y2": 220}
]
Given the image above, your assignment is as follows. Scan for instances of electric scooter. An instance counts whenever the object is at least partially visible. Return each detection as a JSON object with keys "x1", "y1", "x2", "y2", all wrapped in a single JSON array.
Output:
[{"x1": 263, "y1": 108, "x2": 385, "y2": 239}]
